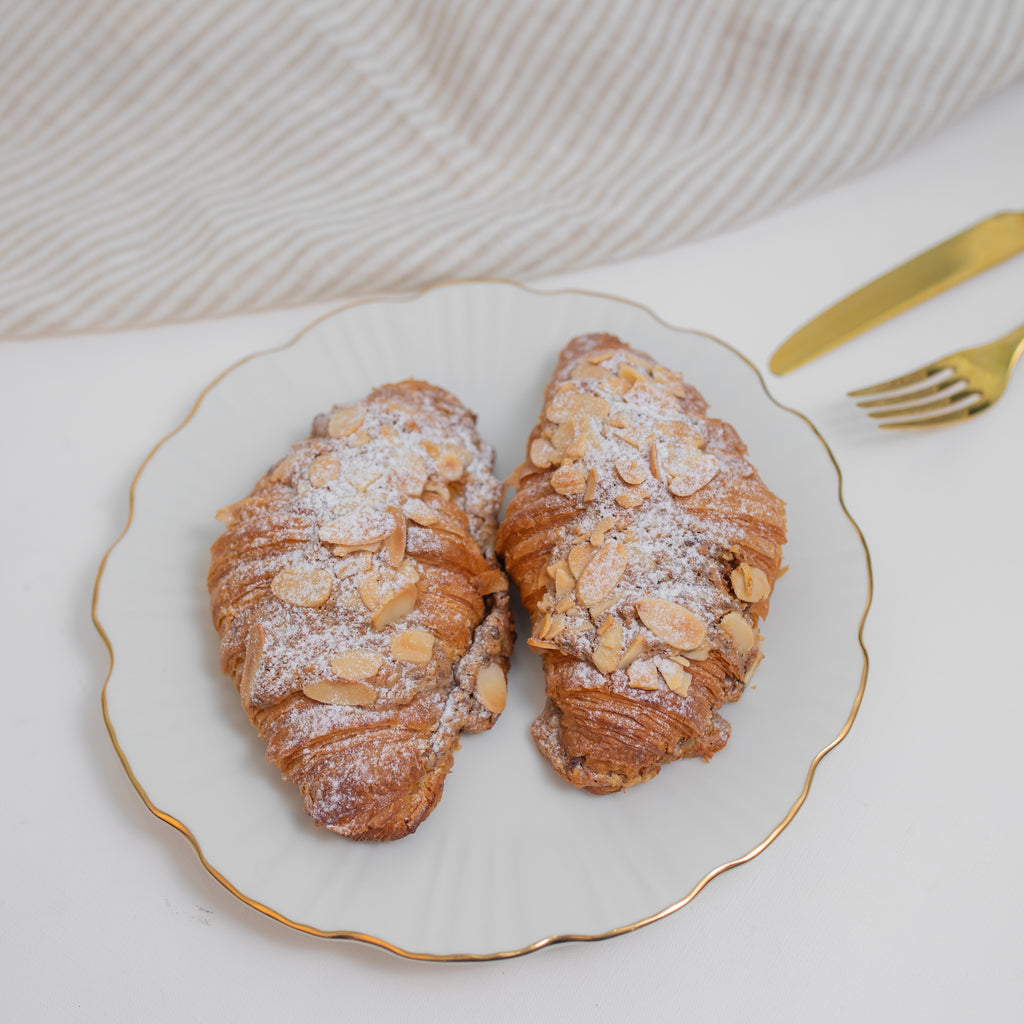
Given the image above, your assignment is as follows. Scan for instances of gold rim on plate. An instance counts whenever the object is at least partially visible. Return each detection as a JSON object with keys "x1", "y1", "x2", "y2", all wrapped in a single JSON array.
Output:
[{"x1": 94, "y1": 278, "x2": 872, "y2": 962}]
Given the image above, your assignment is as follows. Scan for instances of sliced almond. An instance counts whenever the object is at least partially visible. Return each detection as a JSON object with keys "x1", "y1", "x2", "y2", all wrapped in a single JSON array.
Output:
[
  {"x1": 664, "y1": 446, "x2": 719, "y2": 497},
  {"x1": 589, "y1": 515, "x2": 617, "y2": 547},
  {"x1": 571, "y1": 361, "x2": 614, "y2": 381},
  {"x1": 660, "y1": 420, "x2": 704, "y2": 448},
  {"x1": 403, "y1": 498, "x2": 440, "y2": 526},
  {"x1": 636, "y1": 598, "x2": 707, "y2": 650},
  {"x1": 330, "y1": 649, "x2": 384, "y2": 680},
  {"x1": 554, "y1": 594, "x2": 576, "y2": 614},
  {"x1": 526, "y1": 637, "x2": 560, "y2": 652},
  {"x1": 326, "y1": 406, "x2": 365, "y2": 439},
  {"x1": 529, "y1": 437, "x2": 557, "y2": 469},
  {"x1": 271, "y1": 565, "x2": 334, "y2": 608},
  {"x1": 268, "y1": 454, "x2": 298, "y2": 483},
  {"x1": 553, "y1": 562, "x2": 575, "y2": 598},
  {"x1": 348, "y1": 466, "x2": 383, "y2": 493},
  {"x1": 605, "y1": 411, "x2": 632, "y2": 429},
  {"x1": 720, "y1": 610, "x2": 755, "y2": 654},
  {"x1": 649, "y1": 441, "x2": 661, "y2": 480},
  {"x1": 308, "y1": 455, "x2": 341, "y2": 488},
  {"x1": 436, "y1": 445, "x2": 468, "y2": 482},
  {"x1": 551, "y1": 463, "x2": 587, "y2": 496},
  {"x1": 337, "y1": 551, "x2": 372, "y2": 579},
  {"x1": 349, "y1": 429, "x2": 371, "y2": 446},
  {"x1": 592, "y1": 642, "x2": 621, "y2": 675},
  {"x1": 618, "y1": 362, "x2": 649, "y2": 385},
  {"x1": 626, "y1": 660, "x2": 660, "y2": 690},
  {"x1": 239, "y1": 623, "x2": 265, "y2": 710},
  {"x1": 743, "y1": 650, "x2": 765, "y2": 683},
  {"x1": 615, "y1": 458, "x2": 647, "y2": 486},
  {"x1": 583, "y1": 467, "x2": 598, "y2": 502},
  {"x1": 576, "y1": 542, "x2": 628, "y2": 607},
  {"x1": 651, "y1": 365, "x2": 689, "y2": 397},
  {"x1": 357, "y1": 570, "x2": 381, "y2": 612},
  {"x1": 319, "y1": 507, "x2": 394, "y2": 548},
  {"x1": 730, "y1": 562, "x2": 771, "y2": 603},
  {"x1": 657, "y1": 657, "x2": 692, "y2": 697},
  {"x1": 389, "y1": 453, "x2": 428, "y2": 496},
  {"x1": 302, "y1": 680, "x2": 376, "y2": 706},
  {"x1": 540, "y1": 613, "x2": 566, "y2": 640},
  {"x1": 371, "y1": 581, "x2": 418, "y2": 629},
  {"x1": 475, "y1": 663, "x2": 507, "y2": 713},
  {"x1": 599, "y1": 376, "x2": 631, "y2": 397},
  {"x1": 615, "y1": 488, "x2": 647, "y2": 508},
  {"x1": 390, "y1": 629, "x2": 435, "y2": 664},
  {"x1": 547, "y1": 386, "x2": 611, "y2": 423},
  {"x1": 383, "y1": 506, "x2": 407, "y2": 568},
  {"x1": 567, "y1": 542, "x2": 596, "y2": 579},
  {"x1": 618, "y1": 634, "x2": 646, "y2": 669}
]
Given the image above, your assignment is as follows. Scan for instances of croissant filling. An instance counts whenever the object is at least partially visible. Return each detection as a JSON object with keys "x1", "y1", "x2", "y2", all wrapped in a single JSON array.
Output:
[
  {"x1": 207, "y1": 380, "x2": 515, "y2": 840},
  {"x1": 496, "y1": 334, "x2": 786, "y2": 794}
]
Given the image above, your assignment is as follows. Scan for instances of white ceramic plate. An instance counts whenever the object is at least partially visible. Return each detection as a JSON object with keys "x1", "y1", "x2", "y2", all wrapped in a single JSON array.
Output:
[{"x1": 96, "y1": 280, "x2": 870, "y2": 960}]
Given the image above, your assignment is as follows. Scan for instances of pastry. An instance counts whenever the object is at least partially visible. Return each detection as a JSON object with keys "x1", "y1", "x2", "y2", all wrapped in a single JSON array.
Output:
[
  {"x1": 208, "y1": 380, "x2": 515, "y2": 840},
  {"x1": 496, "y1": 334, "x2": 786, "y2": 793}
]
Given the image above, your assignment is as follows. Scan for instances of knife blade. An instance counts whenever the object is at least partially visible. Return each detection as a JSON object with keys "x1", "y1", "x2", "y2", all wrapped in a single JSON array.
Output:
[{"x1": 768, "y1": 211, "x2": 1024, "y2": 375}]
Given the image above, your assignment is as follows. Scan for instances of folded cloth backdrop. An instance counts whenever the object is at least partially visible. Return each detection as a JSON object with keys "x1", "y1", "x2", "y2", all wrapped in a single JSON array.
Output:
[{"x1": 2, "y1": 0, "x2": 1023, "y2": 338}]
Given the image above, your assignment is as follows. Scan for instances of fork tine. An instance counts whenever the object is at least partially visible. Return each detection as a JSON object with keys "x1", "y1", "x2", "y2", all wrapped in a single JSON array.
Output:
[
  {"x1": 866, "y1": 388, "x2": 978, "y2": 419},
  {"x1": 875, "y1": 396, "x2": 990, "y2": 429},
  {"x1": 854, "y1": 374, "x2": 961, "y2": 408},
  {"x1": 847, "y1": 365, "x2": 944, "y2": 397}
]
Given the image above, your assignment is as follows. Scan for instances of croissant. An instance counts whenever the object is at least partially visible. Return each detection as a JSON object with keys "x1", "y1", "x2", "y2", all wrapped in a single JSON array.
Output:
[
  {"x1": 208, "y1": 380, "x2": 515, "y2": 840},
  {"x1": 496, "y1": 334, "x2": 786, "y2": 793}
]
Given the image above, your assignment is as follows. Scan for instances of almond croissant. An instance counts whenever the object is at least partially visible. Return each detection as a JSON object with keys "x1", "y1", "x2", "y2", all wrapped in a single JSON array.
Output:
[
  {"x1": 208, "y1": 381, "x2": 514, "y2": 840},
  {"x1": 496, "y1": 335, "x2": 786, "y2": 794}
]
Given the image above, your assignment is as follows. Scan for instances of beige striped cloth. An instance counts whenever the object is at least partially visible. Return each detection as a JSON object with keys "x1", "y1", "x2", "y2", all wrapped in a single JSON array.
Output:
[{"x1": 2, "y1": 0, "x2": 1023, "y2": 339}]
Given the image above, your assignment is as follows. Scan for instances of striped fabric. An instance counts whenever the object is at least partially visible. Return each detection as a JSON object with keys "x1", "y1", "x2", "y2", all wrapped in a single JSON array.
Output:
[{"x1": 2, "y1": 0, "x2": 1023, "y2": 338}]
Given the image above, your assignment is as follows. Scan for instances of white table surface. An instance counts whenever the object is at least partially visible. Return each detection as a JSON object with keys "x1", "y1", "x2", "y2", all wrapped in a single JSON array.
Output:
[{"x1": 4, "y1": 79, "x2": 1022, "y2": 1023}]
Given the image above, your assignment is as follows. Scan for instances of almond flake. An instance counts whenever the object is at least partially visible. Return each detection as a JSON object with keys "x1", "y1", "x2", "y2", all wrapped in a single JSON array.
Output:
[
  {"x1": 577, "y1": 542, "x2": 627, "y2": 607},
  {"x1": 626, "y1": 660, "x2": 660, "y2": 690},
  {"x1": 551, "y1": 463, "x2": 586, "y2": 496},
  {"x1": 583, "y1": 467, "x2": 598, "y2": 502},
  {"x1": 546, "y1": 386, "x2": 611, "y2": 423},
  {"x1": 567, "y1": 542, "x2": 595, "y2": 579},
  {"x1": 330, "y1": 649, "x2": 384, "y2": 679},
  {"x1": 475, "y1": 663, "x2": 507, "y2": 713},
  {"x1": 271, "y1": 565, "x2": 334, "y2": 608},
  {"x1": 615, "y1": 488, "x2": 646, "y2": 508},
  {"x1": 529, "y1": 437, "x2": 557, "y2": 469},
  {"x1": 402, "y1": 498, "x2": 440, "y2": 526},
  {"x1": 371, "y1": 581, "x2": 418, "y2": 629},
  {"x1": 389, "y1": 453, "x2": 428, "y2": 496},
  {"x1": 326, "y1": 406, "x2": 365, "y2": 438},
  {"x1": 720, "y1": 610, "x2": 756, "y2": 654},
  {"x1": 308, "y1": 455, "x2": 341, "y2": 488},
  {"x1": 636, "y1": 598, "x2": 707, "y2": 650},
  {"x1": 391, "y1": 629, "x2": 435, "y2": 664},
  {"x1": 302, "y1": 680, "x2": 376, "y2": 706},
  {"x1": 615, "y1": 458, "x2": 647, "y2": 486},
  {"x1": 589, "y1": 515, "x2": 617, "y2": 547},
  {"x1": 319, "y1": 507, "x2": 394, "y2": 548},
  {"x1": 730, "y1": 562, "x2": 771, "y2": 603},
  {"x1": 383, "y1": 506, "x2": 407, "y2": 568},
  {"x1": 657, "y1": 657, "x2": 692, "y2": 697}
]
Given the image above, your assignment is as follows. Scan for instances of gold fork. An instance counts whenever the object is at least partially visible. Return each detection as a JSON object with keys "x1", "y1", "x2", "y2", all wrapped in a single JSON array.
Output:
[{"x1": 847, "y1": 322, "x2": 1024, "y2": 429}]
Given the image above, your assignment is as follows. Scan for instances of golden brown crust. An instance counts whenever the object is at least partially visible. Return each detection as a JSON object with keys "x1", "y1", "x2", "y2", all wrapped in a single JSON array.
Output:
[
  {"x1": 496, "y1": 335, "x2": 785, "y2": 793},
  {"x1": 208, "y1": 380, "x2": 514, "y2": 840}
]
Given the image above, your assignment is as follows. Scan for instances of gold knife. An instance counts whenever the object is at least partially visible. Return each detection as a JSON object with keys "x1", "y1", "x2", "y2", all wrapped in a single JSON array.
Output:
[{"x1": 768, "y1": 211, "x2": 1024, "y2": 375}]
